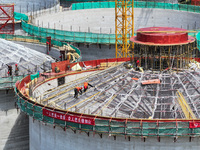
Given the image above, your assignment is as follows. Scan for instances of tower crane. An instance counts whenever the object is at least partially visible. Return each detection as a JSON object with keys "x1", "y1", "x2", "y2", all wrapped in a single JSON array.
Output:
[{"x1": 115, "y1": 0, "x2": 134, "y2": 58}]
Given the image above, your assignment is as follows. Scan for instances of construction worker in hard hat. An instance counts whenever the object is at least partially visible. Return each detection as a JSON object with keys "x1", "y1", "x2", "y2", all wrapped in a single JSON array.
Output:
[
  {"x1": 6, "y1": 64, "x2": 12, "y2": 76},
  {"x1": 74, "y1": 87, "x2": 83, "y2": 98},
  {"x1": 136, "y1": 59, "x2": 140, "y2": 71},
  {"x1": 15, "y1": 64, "x2": 19, "y2": 76},
  {"x1": 83, "y1": 81, "x2": 94, "y2": 92}
]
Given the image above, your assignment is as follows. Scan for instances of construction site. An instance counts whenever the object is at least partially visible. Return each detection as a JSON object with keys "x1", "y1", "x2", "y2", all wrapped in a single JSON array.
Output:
[{"x1": 1, "y1": 0, "x2": 200, "y2": 150}]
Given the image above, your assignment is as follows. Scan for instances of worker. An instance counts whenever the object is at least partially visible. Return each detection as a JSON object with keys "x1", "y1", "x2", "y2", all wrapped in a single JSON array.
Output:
[
  {"x1": 136, "y1": 60, "x2": 140, "y2": 71},
  {"x1": 6, "y1": 64, "x2": 12, "y2": 76},
  {"x1": 55, "y1": 65, "x2": 60, "y2": 73},
  {"x1": 15, "y1": 64, "x2": 19, "y2": 76},
  {"x1": 74, "y1": 87, "x2": 83, "y2": 98},
  {"x1": 83, "y1": 82, "x2": 94, "y2": 92}
]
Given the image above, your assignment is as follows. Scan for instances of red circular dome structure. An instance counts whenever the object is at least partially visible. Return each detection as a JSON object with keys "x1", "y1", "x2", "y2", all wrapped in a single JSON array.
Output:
[{"x1": 130, "y1": 27, "x2": 195, "y2": 45}]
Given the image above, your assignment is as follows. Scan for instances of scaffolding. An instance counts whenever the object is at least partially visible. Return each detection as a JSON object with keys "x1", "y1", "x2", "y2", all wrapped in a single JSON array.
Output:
[
  {"x1": 15, "y1": 59, "x2": 200, "y2": 137},
  {"x1": 132, "y1": 43, "x2": 197, "y2": 71},
  {"x1": 22, "y1": 59, "x2": 200, "y2": 120},
  {"x1": 0, "y1": 4, "x2": 14, "y2": 34}
]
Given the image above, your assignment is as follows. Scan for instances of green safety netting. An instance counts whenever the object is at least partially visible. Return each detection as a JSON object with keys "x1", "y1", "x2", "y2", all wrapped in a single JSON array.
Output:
[
  {"x1": 197, "y1": 32, "x2": 200, "y2": 50},
  {"x1": 71, "y1": 1, "x2": 200, "y2": 12},
  {"x1": 15, "y1": 92, "x2": 200, "y2": 137},
  {"x1": 0, "y1": 75, "x2": 25, "y2": 89},
  {"x1": 21, "y1": 21, "x2": 115, "y2": 44},
  {"x1": 30, "y1": 72, "x2": 40, "y2": 80},
  {"x1": 0, "y1": 33, "x2": 81, "y2": 57},
  {"x1": 17, "y1": 1, "x2": 200, "y2": 46},
  {"x1": 14, "y1": 12, "x2": 29, "y2": 22}
]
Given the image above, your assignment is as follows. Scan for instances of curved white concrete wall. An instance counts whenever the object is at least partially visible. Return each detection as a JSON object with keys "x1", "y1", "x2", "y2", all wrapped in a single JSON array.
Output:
[
  {"x1": 30, "y1": 119, "x2": 200, "y2": 150},
  {"x1": 1, "y1": 0, "x2": 59, "y2": 13},
  {"x1": 34, "y1": 8, "x2": 200, "y2": 34},
  {"x1": 0, "y1": 90, "x2": 29, "y2": 150}
]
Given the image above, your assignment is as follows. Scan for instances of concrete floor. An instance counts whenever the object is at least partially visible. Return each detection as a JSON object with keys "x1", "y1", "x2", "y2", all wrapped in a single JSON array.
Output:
[{"x1": 33, "y1": 8, "x2": 200, "y2": 34}]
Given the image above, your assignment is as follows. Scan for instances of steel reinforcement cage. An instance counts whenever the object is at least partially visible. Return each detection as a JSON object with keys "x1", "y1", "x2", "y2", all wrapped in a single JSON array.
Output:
[{"x1": 15, "y1": 58, "x2": 200, "y2": 138}]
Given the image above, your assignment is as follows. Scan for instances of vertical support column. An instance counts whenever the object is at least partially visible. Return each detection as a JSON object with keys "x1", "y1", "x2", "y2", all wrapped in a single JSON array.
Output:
[
  {"x1": 168, "y1": 46, "x2": 171, "y2": 69},
  {"x1": 160, "y1": 46, "x2": 161, "y2": 72},
  {"x1": 177, "y1": 45, "x2": 179, "y2": 72}
]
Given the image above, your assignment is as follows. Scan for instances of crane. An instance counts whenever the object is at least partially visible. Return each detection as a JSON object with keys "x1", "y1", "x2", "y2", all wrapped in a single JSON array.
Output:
[{"x1": 115, "y1": 0, "x2": 134, "y2": 58}]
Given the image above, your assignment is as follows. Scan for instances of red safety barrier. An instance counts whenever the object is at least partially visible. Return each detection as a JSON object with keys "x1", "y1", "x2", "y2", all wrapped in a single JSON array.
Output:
[
  {"x1": 0, "y1": 4, "x2": 14, "y2": 34},
  {"x1": 195, "y1": 58, "x2": 200, "y2": 63},
  {"x1": 189, "y1": 121, "x2": 200, "y2": 128},
  {"x1": 51, "y1": 60, "x2": 70, "y2": 72},
  {"x1": 43, "y1": 109, "x2": 95, "y2": 125},
  {"x1": 191, "y1": 0, "x2": 200, "y2": 5},
  {"x1": 69, "y1": 57, "x2": 131, "y2": 70},
  {"x1": 18, "y1": 75, "x2": 31, "y2": 90}
]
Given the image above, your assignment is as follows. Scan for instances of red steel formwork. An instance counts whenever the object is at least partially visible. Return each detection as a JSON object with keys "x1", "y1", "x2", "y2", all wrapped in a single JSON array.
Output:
[
  {"x1": 0, "y1": 4, "x2": 14, "y2": 34},
  {"x1": 191, "y1": 0, "x2": 200, "y2": 5}
]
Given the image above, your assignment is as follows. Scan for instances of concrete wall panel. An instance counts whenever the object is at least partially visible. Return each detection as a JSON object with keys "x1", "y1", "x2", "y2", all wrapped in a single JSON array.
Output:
[
  {"x1": 0, "y1": 90, "x2": 29, "y2": 150},
  {"x1": 34, "y1": 8, "x2": 200, "y2": 34},
  {"x1": 1, "y1": 0, "x2": 59, "y2": 13},
  {"x1": 30, "y1": 119, "x2": 200, "y2": 150}
]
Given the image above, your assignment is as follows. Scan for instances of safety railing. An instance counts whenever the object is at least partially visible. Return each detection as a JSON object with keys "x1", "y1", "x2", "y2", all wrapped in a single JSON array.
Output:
[
  {"x1": 15, "y1": 86, "x2": 200, "y2": 137},
  {"x1": 14, "y1": 57, "x2": 200, "y2": 137},
  {"x1": 18, "y1": 1, "x2": 200, "y2": 45}
]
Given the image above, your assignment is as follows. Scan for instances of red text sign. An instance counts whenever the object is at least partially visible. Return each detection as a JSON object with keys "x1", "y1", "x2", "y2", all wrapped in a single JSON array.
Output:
[
  {"x1": 43, "y1": 109, "x2": 95, "y2": 125},
  {"x1": 189, "y1": 122, "x2": 200, "y2": 128}
]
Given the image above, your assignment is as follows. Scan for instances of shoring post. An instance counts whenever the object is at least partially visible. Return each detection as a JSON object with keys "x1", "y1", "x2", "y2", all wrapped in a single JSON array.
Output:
[
  {"x1": 124, "y1": 118, "x2": 128, "y2": 139},
  {"x1": 108, "y1": 117, "x2": 112, "y2": 137},
  {"x1": 93, "y1": 119, "x2": 96, "y2": 137},
  {"x1": 140, "y1": 119, "x2": 143, "y2": 140},
  {"x1": 175, "y1": 119, "x2": 178, "y2": 137},
  {"x1": 157, "y1": 120, "x2": 160, "y2": 141}
]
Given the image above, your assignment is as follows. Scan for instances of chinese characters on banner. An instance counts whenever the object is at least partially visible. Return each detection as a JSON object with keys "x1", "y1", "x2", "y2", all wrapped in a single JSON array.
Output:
[
  {"x1": 189, "y1": 122, "x2": 200, "y2": 128},
  {"x1": 43, "y1": 109, "x2": 95, "y2": 125}
]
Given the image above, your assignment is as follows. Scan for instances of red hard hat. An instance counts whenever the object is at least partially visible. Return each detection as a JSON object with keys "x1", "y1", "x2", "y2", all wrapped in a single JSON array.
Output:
[
  {"x1": 15, "y1": 64, "x2": 18, "y2": 66},
  {"x1": 136, "y1": 60, "x2": 139, "y2": 63}
]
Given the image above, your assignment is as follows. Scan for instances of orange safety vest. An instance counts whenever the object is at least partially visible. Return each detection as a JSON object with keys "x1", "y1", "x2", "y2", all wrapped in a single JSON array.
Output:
[
  {"x1": 84, "y1": 82, "x2": 88, "y2": 89},
  {"x1": 76, "y1": 87, "x2": 82, "y2": 91}
]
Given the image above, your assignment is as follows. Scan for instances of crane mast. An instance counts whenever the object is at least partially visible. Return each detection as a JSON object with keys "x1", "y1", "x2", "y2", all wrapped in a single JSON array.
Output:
[{"x1": 115, "y1": 0, "x2": 134, "y2": 58}]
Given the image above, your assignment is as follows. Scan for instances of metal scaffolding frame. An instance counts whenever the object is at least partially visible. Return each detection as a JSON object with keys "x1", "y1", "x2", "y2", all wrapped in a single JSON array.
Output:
[
  {"x1": 32, "y1": 61, "x2": 200, "y2": 119},
  {"x1": 132, "y1": 42, "x2": 196, "y2": 71},
  {"x1": 0, "y1": 4, "x2": 14, "y2": 34}
]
